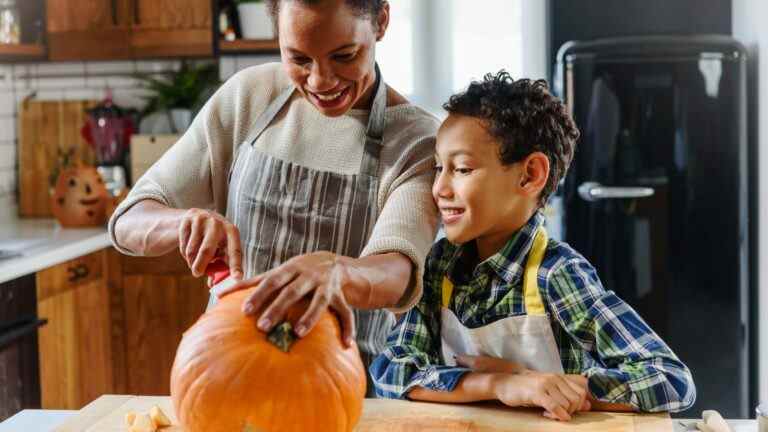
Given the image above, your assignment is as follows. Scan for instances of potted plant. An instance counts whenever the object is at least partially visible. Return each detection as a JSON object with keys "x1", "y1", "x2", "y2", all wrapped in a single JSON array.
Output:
[
  {"x1": 237, "y1": 0, "x2": 275, "y2": 40},
  {"x1": 135, "y1": 61, "x2": 221, "y2": 133}
]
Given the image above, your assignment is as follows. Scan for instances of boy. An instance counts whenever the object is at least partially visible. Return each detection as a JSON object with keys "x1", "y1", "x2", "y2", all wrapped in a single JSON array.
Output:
[{"x1": 370, "y1": 71, "x2": 695, "y2": 421}]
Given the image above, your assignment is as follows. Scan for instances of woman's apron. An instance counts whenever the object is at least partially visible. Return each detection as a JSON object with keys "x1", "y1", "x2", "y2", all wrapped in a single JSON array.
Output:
[
  {"x1": 440, "y1": 227, "x2": 564, "y2": 373},
  {"x1": 220, "y1": 65, "x2": 394, "y2": 396}
]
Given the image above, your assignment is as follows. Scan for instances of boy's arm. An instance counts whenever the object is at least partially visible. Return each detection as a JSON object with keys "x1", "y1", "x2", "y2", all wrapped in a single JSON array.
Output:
[
  {"x1": 546, "y1": 259, "x2": 696, "y2": 413},
  {"x1": 369, "y1": 303, "x2": 471, "y2": 399}
]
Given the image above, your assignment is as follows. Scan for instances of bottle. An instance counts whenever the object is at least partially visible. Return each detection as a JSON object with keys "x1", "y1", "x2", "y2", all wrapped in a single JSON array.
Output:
[{"x1": 0, "y1": 0, "x2": 20, "y2": 44}]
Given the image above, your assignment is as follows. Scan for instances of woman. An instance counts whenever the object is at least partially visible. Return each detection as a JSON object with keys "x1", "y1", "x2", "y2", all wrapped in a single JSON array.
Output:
[{"x1": 109, "y1": 0, "x2": 439, "y2": 392}]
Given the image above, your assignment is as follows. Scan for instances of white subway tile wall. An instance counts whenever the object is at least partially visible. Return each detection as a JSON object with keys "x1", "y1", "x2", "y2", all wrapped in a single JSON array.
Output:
[
  {"x1": 0, "y1": 60, "x2": 181, "y2": 208},
  {"x1": 218, "y1": 55, "x2": 281, "y2": 81},
  {"x1": 0, "y1": 55, "x2": 277, "y2": 211}
]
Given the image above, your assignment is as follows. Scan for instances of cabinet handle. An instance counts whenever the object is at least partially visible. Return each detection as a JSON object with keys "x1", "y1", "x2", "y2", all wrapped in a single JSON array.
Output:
[
  {"x1": 134, "y1": 0, "x2": 140, "y2": 26},
  {"x1": 76, "y1": 264, "x2": 90, "y2": 279},
  {"x1": 111, "y1": 0, "x2": 118, "y2": 26},
  {"x1": 66, "y1": 264, "x2": 90, "y2": 283},
  {"x1": 67, "y1": 266, "x2": 79, "y2": 283}
]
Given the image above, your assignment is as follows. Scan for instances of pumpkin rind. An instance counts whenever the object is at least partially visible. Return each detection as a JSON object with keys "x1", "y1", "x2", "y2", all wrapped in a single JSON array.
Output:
[{"x1": 170, "y1": 288, "x2": 366, "y2": 432}]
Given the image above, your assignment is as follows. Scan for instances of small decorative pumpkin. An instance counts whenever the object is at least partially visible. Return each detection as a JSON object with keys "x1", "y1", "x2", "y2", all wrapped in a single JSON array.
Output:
[
  {"x1": 50, "y1": 165, "x2": 111, "y2": 227},
  {"x1": 170, "y1": 288, "x2": 366, "y2": 432}
]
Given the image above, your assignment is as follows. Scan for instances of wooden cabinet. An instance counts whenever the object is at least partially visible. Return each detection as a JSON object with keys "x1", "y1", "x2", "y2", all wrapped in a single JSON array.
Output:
[
  {"x1": 36, "y1": 250, "x2": 114, "y2": 409},
  {"x1": 45, "y1": 0, "x2": 212, "y2": 61},
  {"x1": 36, "y1": 248, "x2": 208, "y2": 408},
  {"x1": 130, "y1": 0, "x2": 213, "y2": 58},
  {"x1": 115, "y1": 252, "x2": 209, "y2": 395},
  {"x1": 46, "y1": 0, "x2": 134, "y2": 61}
]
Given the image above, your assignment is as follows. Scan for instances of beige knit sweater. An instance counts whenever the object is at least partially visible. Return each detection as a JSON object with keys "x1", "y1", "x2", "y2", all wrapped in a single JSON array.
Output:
[{"x1": 108, "y1": 62, "x2": 440, "y2": 311}]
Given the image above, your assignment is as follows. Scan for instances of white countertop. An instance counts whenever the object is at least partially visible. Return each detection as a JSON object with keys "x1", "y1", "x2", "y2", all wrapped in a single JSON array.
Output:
[{"x1": 0, "y1": 216, "x2": 111, "y2": 284}]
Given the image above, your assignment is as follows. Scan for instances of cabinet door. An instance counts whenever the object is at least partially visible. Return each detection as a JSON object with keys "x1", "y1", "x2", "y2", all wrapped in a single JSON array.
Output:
[
  {"x1": 120, "y1": 253, "x2": 208, "y2": 395},
  {"x1": 46, "y1": 0, "x2": 133, "y2": 60},
  {"x1": 36, "y1": 250, "x2": 114, "y2": 409},
  {"x1": 130, "y1": 0, "x2": 213, "y2": 58}
]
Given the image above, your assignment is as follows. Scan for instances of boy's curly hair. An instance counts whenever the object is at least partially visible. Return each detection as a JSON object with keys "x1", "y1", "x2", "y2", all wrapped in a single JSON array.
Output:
[{"x1": 443, "y1": 71, "x2": 580, "y2": 207}]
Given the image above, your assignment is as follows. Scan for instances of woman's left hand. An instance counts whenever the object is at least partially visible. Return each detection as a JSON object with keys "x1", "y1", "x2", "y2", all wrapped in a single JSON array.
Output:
[{"x1": 217, "y1": 251, "x2": 358, "y2": 347}]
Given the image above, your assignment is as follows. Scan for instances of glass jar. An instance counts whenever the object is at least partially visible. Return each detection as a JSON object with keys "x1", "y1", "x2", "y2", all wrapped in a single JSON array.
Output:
[{"x1": 0, "y1": 0, "x2": 20, "y2": 45}]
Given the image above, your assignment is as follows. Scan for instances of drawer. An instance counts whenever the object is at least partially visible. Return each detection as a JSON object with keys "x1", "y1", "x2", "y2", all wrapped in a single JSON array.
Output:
[{"x1": 36, "y1": 250, "x2": 105, "y2": 302}]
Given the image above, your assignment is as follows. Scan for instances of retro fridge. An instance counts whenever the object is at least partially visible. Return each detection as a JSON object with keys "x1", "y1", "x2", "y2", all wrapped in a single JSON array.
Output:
[{"x1": 554, "y1": 35, "x2": 752, "y2": 417}]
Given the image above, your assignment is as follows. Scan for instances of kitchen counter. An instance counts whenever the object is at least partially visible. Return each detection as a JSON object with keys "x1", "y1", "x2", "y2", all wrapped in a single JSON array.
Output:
[
  {"x1": 0, "y1": 217, "x2": 111, "y2": 284},
  {"x1": 0, "y1": 406, "x2": 758, "y2": 432}
]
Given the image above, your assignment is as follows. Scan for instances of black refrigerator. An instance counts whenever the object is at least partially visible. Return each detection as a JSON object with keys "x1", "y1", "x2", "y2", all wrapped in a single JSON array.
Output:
[{"x1": 553, "y1": 35, "x2": 752, "y2": 418}]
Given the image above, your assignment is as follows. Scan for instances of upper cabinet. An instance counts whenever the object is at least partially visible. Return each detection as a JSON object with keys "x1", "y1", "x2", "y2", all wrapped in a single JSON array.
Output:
[
  {"x1": 46, "y1": 0, "x2": 212, "y2": 61},
  {"x1": 130, "y1": 0, "x2": 213, "y2": 58}
]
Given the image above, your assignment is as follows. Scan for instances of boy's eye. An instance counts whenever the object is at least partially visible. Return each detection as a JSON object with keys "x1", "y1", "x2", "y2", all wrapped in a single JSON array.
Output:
[
  {"x1": 292, "y1": 56, "x2": 311, "y2": 65},
  {"x1": 454, "y1": 167, "x2": 473, "y2": 175},
  {"x1": 434, "y1": 165, "x2": 443, "y2": 173}
]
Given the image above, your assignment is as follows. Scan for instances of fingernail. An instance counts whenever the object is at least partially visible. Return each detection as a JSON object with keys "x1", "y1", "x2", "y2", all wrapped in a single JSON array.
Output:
[
  {"x1": 257, "y1": 318, "x2": 271, "y2": 330},
  {"x1": 243, "y1": 303, "x2": 254, "y2": 315},
  {"x1": 295, "y1": 325, "x2": 306, "y2": 337}
]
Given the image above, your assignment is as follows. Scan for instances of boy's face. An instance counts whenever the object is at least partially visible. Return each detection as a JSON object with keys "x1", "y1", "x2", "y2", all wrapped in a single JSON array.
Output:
[{"x1": 433, "y1": 114, "x2": 540, "y2": 256}]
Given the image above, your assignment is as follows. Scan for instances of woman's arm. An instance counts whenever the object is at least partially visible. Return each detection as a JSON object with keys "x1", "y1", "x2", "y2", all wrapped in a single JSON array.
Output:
[{"x1": 115, "y1": 200, "x2": 244, "y2": 280}]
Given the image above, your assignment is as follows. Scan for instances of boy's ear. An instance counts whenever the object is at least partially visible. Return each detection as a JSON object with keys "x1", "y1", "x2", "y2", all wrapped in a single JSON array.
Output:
[{"x1": 519, "y1": 152, "x2": 550, "y2": 197}]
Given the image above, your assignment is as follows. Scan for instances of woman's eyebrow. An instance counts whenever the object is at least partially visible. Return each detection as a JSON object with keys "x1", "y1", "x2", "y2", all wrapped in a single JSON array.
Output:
[{"x1": 285, "y1": 44, "x2": 358, "y2": 56}]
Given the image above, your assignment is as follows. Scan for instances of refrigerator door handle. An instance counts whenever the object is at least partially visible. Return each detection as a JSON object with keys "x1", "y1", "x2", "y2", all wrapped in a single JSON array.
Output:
[{"x1": 578, "y1": 182, "x2": 655, "y2": 202}]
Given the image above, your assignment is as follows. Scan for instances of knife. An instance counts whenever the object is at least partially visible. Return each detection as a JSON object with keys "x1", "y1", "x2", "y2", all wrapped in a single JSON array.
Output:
[{"x1": 205, "y1": 259, "x2": 238, "y2": 298}]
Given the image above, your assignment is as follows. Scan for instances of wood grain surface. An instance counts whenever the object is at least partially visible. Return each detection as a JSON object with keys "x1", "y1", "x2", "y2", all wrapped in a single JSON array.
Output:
[{"x1": 55, "y1": 396, "x2": 672, "y2": 432}]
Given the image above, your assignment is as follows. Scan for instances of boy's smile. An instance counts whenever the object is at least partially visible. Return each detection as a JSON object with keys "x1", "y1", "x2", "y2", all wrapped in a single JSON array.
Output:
[{"x1": 433, "y1": 114, "x2": 542, "y2": 260}]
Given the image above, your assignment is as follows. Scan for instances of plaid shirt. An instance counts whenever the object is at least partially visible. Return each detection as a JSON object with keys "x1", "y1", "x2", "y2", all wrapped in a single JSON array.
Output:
[{"x1": 370, "y1": 212, "x2": 696, "y2": 413}]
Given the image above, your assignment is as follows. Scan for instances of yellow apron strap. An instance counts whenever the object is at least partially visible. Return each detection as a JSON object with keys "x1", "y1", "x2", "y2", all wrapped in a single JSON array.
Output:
[
  {"x1": 523, "y1": 227, "x2": 549, "y2": 316},
  {"x1": 442, "y1": 227, "x2": 548, "y2": 311},
  {"x1": 442, "y1": 277, "x2": 454, "y2": 308}
]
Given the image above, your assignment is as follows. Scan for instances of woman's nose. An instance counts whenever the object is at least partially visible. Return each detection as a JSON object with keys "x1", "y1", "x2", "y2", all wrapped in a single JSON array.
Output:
[{"x1": 307, "y1": 62, "x2": 337, "y2": 91}]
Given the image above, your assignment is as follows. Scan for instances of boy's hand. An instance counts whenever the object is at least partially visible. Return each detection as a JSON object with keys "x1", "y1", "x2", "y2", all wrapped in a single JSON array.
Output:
[
  {"x1": 455, "y1": 354, "x2": 527, "y2": 374},
  {"x1": 492, "y1": 372, "x2": 591, "y2": 421}
]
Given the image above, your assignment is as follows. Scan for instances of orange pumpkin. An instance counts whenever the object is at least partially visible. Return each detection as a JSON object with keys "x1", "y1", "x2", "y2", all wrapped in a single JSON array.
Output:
[
  {"x1": 170, "y1": 288, "x2": 367, "y2": 432},
  {"x1": 50, "y1": 166, "x2": 110, "y2": 227}
]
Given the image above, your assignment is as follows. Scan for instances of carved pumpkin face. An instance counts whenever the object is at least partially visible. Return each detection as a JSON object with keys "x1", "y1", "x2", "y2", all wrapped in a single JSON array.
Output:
[{"x1": 50, "y1": 166, "x2": 110, "y2": 227}]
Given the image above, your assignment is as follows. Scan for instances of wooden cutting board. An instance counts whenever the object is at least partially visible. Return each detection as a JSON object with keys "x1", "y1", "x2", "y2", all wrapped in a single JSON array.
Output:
[
  {"x1": 54, "y1": 395, "x2": 672, "y2": 431},
  {"x1": 18, "y1": 99, "x2": 99, "y2": 217}
]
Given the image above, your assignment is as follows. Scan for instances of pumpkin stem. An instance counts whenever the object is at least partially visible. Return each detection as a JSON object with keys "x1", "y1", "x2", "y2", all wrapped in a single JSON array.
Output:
[{"x1": 267, "y1": 322, "x2": 297, "y2": 352}]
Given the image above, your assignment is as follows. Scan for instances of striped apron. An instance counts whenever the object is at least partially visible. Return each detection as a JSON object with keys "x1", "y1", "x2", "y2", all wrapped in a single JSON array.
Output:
[{"x1": 223, "y1": 66, "x2": 394, "y2": 396}]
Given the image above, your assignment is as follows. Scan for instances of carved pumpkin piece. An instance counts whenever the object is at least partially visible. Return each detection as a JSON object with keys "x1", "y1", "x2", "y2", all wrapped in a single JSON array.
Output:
[{"x1": 50, "y1": 166, "x2": 110, "y2": 227}]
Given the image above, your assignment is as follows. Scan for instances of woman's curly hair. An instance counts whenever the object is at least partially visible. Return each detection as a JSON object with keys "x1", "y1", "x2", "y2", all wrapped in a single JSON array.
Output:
[
  {"x1": 267, "y1": 0, "x2": 386, "y2": 25},
  {"x1": 443, "y1": 71, "x2": 580, "y2": 207}
]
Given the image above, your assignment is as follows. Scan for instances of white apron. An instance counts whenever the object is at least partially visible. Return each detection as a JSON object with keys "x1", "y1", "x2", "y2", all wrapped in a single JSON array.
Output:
[{"x1": 440, "y1": 227, "x2": 564, "y2": 373}]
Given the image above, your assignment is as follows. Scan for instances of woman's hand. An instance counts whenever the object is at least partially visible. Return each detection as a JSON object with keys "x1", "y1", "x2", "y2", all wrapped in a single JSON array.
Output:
[
  {"x1": 219, "y1": 251, "x2": 357, "y2": 347},
  {"x1": 492, "y1": 372, "x2": 591, "y2": 421},
  {"x1": 178, "y1": 208, "x2": 243, "y2": 280}
]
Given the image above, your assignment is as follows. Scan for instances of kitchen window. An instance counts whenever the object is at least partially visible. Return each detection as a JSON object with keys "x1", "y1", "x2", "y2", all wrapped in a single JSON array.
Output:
[{"x1": 377, "y1": 0, "x2": 547, "y2": 115}]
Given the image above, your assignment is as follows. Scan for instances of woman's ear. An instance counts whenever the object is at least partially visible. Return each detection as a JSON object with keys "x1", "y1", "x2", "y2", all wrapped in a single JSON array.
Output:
[
  {"x1": 519, "y1": 152, "x2": 550, "y2": 197},
  {"x1": 375, "y1": 2, "x2": 390, "y2": 41}
]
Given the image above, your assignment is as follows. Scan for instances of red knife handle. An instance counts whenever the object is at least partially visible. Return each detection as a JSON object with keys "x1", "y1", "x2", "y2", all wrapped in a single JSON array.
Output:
[{"x1": 205, "y1": 259, "x2": 231, "y2": 286}]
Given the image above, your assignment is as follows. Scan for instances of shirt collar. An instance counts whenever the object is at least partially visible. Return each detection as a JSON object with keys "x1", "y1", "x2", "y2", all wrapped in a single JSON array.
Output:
[{"x1": 445, "y1": 212, "x2": 545, "y2": 285}]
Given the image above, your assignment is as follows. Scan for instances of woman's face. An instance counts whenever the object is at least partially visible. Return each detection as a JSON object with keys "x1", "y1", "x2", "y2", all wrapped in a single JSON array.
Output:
[{"x1": 278, "y1": 0, "x2": 388, "y2": 117}]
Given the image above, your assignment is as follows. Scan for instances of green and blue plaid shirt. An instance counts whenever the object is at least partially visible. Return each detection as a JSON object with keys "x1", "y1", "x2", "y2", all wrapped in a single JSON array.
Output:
[{"x1": 370, "y1": 212, "x2": 696, "y2": 413}]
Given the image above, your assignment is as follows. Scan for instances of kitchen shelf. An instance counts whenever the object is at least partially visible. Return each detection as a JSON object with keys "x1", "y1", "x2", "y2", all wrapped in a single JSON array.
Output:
[
  {"x1": 219, "y1": 38, "x2": 280, "y2": 55},
  {"x1": 0, "y1": 43, "x2": 45, "y2": 61}
]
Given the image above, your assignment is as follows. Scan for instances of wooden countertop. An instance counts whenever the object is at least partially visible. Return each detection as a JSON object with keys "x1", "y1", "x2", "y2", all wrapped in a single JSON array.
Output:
[{"x1": 54, "y1": 395, "x2": 673, "y2": 431}]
